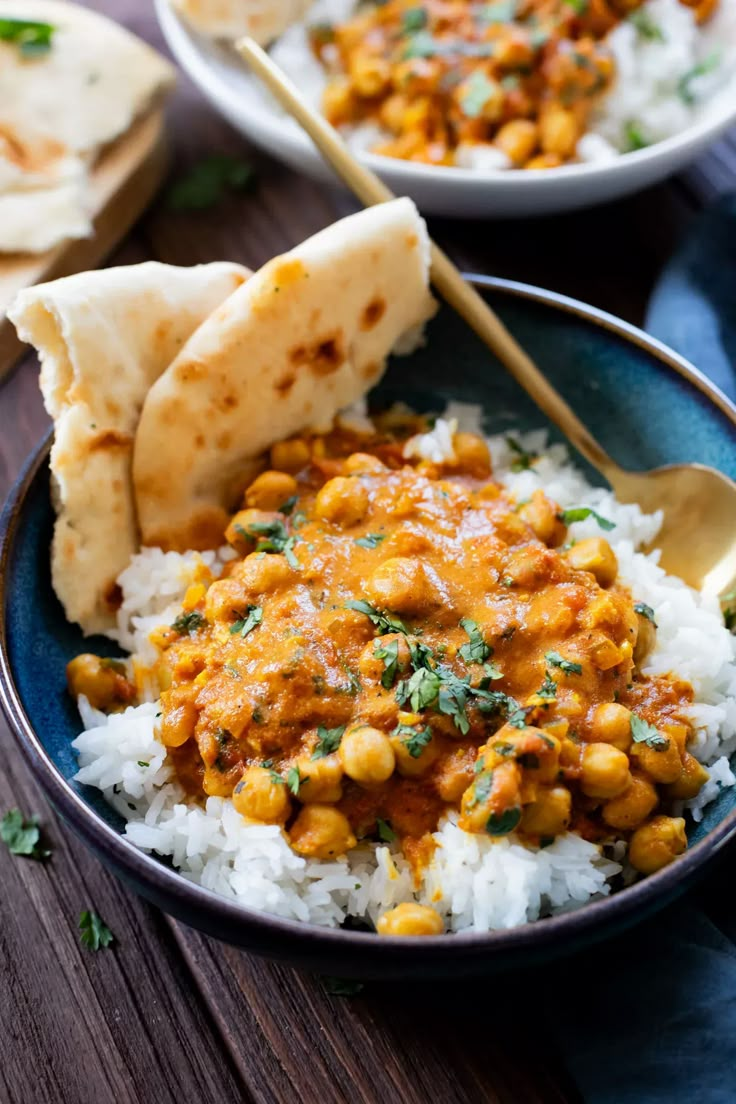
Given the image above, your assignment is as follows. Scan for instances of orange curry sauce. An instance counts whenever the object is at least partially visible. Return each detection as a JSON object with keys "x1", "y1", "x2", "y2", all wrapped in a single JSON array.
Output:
[{"x1": 76, "y1": 418, "x2": 705, "y2": 880}]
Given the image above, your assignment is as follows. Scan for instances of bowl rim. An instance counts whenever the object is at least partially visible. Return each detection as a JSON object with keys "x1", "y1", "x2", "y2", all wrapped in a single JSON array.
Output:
[
  {"x1": 155, "y1": 0, "x2": 736, "y2": 191},
  {"x1": 2, "y1": 274, "x2": 736, "y2": 959}
]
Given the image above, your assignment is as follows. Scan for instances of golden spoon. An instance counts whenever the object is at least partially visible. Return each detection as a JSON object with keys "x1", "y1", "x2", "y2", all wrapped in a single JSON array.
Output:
[{"x1": 237, "y1": 36, "x2": 736, "y2": 602}]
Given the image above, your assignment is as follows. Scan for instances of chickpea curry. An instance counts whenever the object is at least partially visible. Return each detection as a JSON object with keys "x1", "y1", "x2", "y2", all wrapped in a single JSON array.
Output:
[
  {"x1": 68, "y1": 415, "x2": 710, "y2": 933},
  {"x1": 311, "y1": 0, "x2": 720, "y2": 168}
]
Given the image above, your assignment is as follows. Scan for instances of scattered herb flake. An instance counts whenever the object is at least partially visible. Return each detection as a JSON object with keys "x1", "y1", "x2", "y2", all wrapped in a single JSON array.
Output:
[
  {"x1": 345, "y1": 599, "x2": 408, "y2": 635},
  {"x1": 467, "y1": 769, "x2": 494, "y2": 809},
  {"x1": 374, "y1": 638, "x2": 400, "y2": 689},
  {"x1": 557, "y1": 506, "x2": 615, "y2": 531},
  {"x1": 395, "y1": 723, "x2": 433, "y2": 758},
  {"x1": 478, "y1": 0, "x2": 516, "y2": 22},
  {"x1": 279, "y1": 495, "x2": 298, "y2": 516},
  {"x1": 312, "y1": 724, "x2": 346, "y2": 759},
  {"x1": 402, "y1": 29, "x2": 437, "y2": 58},
  {"x1": 0, "y1": 809, "x2": 50, "y2": 860},
  {"x1": 634, "y1": 602, "x2": 658, "y2": 627},
  {"x1": 402, "y1": 6, "x2": 427, "y2": 33},
  {"x1": 166, "y1": 155, "x2": 256, "y2": 211},
  {"x1": 563, "y1": 0, "x2": 588, "y2": 11},
  {"x1": 458, "y1": 618, "x2": 492, "y2": 665},
  {"x1": 354, "y1": 533, "x2": 387, "y2": 549},
  {"x1": 376, "y1": 817, "x2": 396, "y2": 843},
  {"x1": 629, "y1": 8, "x2": 664, "y2": 40},
  {"x1": 171, "y1": 610, "x2": 206, "y2": 635},
  {"x1": 486, "y1": 806, "x2": 521, "y2": 835},
  {"x1": 230, "y1": 604, "x2": 263, "y2": 638},
  {"x1": 79, "y1": 910, "x2": 114, "y2": 951},
  {"x1": 545, "y1": 651, "x2": 582, "y2": 676},
  {"x1": 630, "y1": 713, "x2": 670, "y2": 750},
  {"x1": 0, "y1": 17, "x2": 55, "y2": 56},
  {"x1": 137, "y1": 761, "x2": 149, "y2": 768},
  {"x1": 506, "y1": 436, "x2": 535, "y2": 472},
  {"x1": 287, "y1": 766, "x2": 305, "y2": 795},
  {"x1": 537, "y1": 671, "x2": 558, "y2": 699},
  {"x1": 625, "y1": 120, "x2": 648, "y2": 151},
  {"x1": 678, "y1": 51, "x2": 720, "y2": 105},
  {"x1": 460, "y1": 70, "x2": 501, "y2": 118}
]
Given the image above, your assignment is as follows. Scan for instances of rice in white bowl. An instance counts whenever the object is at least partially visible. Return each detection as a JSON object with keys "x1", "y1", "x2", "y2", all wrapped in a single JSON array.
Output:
[
  {"x1": 71, "y1": 415, "x2": 736, "y2": 933},
  {"x1": 268, "y1": 0, "x2": 736, "y2": 169}
]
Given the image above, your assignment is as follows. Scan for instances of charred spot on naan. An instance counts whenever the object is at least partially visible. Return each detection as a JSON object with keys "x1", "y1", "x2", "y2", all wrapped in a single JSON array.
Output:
[
  {"x1": 360, "y1": 297, "x2": 387, "y2": 331},
  {"x1": 275, "y1": 372, "x2": 296, "y2": 396},
  {"x1": 288, "y1": 331, "x2": 345, "y2": 377},
  {"x1": 87, "y1": 429, "x2": 133, "y2": 453}
]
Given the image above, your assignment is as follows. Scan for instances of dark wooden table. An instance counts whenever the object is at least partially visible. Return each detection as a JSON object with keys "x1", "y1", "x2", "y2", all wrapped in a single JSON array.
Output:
[{"x1": 2, "y1": 4, "x2": 735, "y2": 1101}]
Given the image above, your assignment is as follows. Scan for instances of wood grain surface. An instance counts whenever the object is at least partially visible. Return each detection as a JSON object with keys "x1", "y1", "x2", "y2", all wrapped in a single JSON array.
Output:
[{"x1": 1, "y1": 2, "x2": 735, "y2": 1102}]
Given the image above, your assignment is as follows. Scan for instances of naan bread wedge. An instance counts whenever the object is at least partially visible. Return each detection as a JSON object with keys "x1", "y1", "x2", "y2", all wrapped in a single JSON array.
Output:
[
  {"x1": 0, "y1": 0, "x2": 174, "y2": 252},
  {"x1": 133, "y1": 198, "x2": 436, "y2": 551},
  {"x1": 8, "y1": 262, "x2": 250, "y2": 634},
  {"x1": 170, "y1": 0, "x2": 312, "y2": 43}
]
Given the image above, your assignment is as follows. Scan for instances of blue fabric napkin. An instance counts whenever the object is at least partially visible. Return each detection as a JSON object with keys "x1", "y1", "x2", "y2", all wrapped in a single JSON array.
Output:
[{"x1": 547, "y1": 195, "x2": 736, "y2": 1103}]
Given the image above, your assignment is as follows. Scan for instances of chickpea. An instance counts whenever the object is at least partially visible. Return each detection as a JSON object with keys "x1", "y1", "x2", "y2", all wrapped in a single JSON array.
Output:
[
  {"x1": 525, "y1": 153, "x2": 562, "y2": 170},
  {"x1": 204, "y1": 577, "x2": 247, "y2": 622},
  {"x1": 66, "y1": 654, "x2": 135, "y2": 712},
  {"x1": 630, "y1": 736, "x2": 683, "y2": 784},
  {"x1": 349, "y1": 54, "x2": 392, "y2": 97},
  {"x1": 519, "y1": 490, "x2": 566, "y2": 546},
  {"x1": 236, "y1": 551, "x2": 293, "y2": 596},
  {"x1": 376, "y1": 903, "x2": 444, "y2": 936},
  {"x1": 539, "y1": 104, "x2": 579, "y2": 158},
  {"x1": 314, "y1": 476, "x2": 369, "y2": 527},
  {"x1": 366, "y1": 556, "x2": 442, "y2": 617},
  {"x1": 158, "y1": 691, "x2": 198, "y2": 748},
  {"x1": 566, "y1": 538, "x2": 618, "y2": 588},
  {"x1": 459, "y1": 760, "x2": 521, "y2": 834},
  {"x1": 580, "y1": 742, "x2": 631, "y2": 798},
  {"x1": 591, "y1": 703, "x2": 633, "y2": 751},
  {"x1": 495, "y1": 119, "x2": 538, "y2": 165},
  {"x1": 390, "y1": 725, "x2": 440, "y2": 778},
  {"x1": 322, "y1": 76, "x2": 355, "y2": 125},
  {"x1": 633, "y1": 611, "x2": 657, "y2": 668},
  {"x1": 244, "y1": 471, "x2": 298, "y2": 511},
  {"x1": 628, "y1": 816, "x2": 687, "y2": 875},
  {"x1": 434, "y1": 750, "x2": 475, "y2": 801},
  {"x1": 448, "y1": 432, "x2": 492, "y2": 478},
  {"x1": 343, "y1": 452, "x2": 386, "y2": 475},
  {"x1": 296, "y1": 753, "x2": 344, "y2": 803},
  {"x1": 269, "y1": 438, "x2": 310, "y2": 474},
  {"x1": 324, "y1": 608, "x2": 375, "y2": 652},
  {"x1": 289, "y1": 804, "x2": 357, "y2": 859},
  {"x1": 340, "y1": 725, "x2": 395, "y2": 785},
  {"x1": 665, "y1": 752, "x2": 710, "y2": 800},
  {"x1": 601, "y1": 773, "x2": 658, "y2": 831},
  {"x1": 232, "y1": 766, "x2": 291, "y2": 824},
  {"x1": 224, "y1": 508, "x2": 274, "y2": 553},
  {"x1": 203, "y1": 767, "x2": 234, "y2": 797},
  {"x1": 520, "y1": 786, "x2": 572, "y2": 837}
]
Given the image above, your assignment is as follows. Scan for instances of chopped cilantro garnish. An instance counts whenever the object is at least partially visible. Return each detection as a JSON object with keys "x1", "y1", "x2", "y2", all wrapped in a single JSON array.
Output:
[
  {"x1": 506, "y1": 436, "x2": 535, "y2": 472},
  {"x1": 475, "y1": 689, "x2": 527, "y2": 728},
  {"x1": 634, "y1": 602, "x2": 657, "y2": 627},
  {"x1": 230, "y1": 604, "x2": 263, "y2": 638},
  {"x1": 345, "y1": 599, "x2": 408, "y2": 635},
  {"x1": 466, "y1": 769, "x2": 494, "y2": 809},
  {"x1": 545, "y1": 651, "x2": 582, "y2": 676},
  {"x1": 625, "y1": 121, "x2": 648, "y2": 151},
  {"x1": 278, "y1": 495, "x2": 298, "y2": 516},
  {"x1": 166, "y1": 154, "x2": 256, "y2": 211},
  {"x1": 402, "y1": 6, "x2": 427, "y2": 33},
  {"x1": 395, "y1": 723, "x2": 433, "y2": 758},
  {"x1": 724, "y1": 592, "x2": 736, "y2": 632},
  {"x1": 287, "y1": 766, "x2": 306, "y2": 795},
  {"x1": 374, "y1": 638, "x2": 400, "y2": 689},
  {"x1": 460, "y1": 70, "x2": 501, "y2": 118},
  {"x1": 0, "y1": 17, "x2": 54, "y2": 56},
  {"x1": 458, "y1": 618, "x2": 492, "y2": 665},
  {"x1": 79, "y1": 910, "x2": 114, "y2": 952},
  {"x1": 537, "y1": 671, "x2": 558, "y2": 699},
  {"x1": 486, "y1": 806, "x2": 521, "y2": 835},
  {"x1": 237, "y1": 518, "x2": 301, "y2": 569},
  {"x1": 477, "y1": 0, "x2": 516, "y2": 22},
  {"x1": 171, "y1": 610, "x2": 206, "y2": 635},
  {"x1": 396, "y1": 667, "x2": 442, "y2": 713},
  {"x1": 563, "y1": 0, "x2": 588, "y2": 12},
  {"x1": 354, "y1": 533, "x2": 387, "y2": 549},
  {"x1": 630, "y1": 713, "x2": 670, "y2": 750},
  {"x1": 0, "y1": 809, "x2": 51, "y2": 860},
  {"x1": 137, "y1": 761, "x2": 149, "y2": 768},
  {"x1": 376, "y1": 817, "x2": 396, "y2": 843},
  {"x1": 629, "y1": 8, "x2": 664, "y2": 39},
  {"x1": 678, "y1": 52, "x2": 720, "y2": 105},
  {"x1": 312, "y1": 724, "x2": 346, "y2": 759},
  {"x1": 402, "y1": 29, "x2": 437, "y2": 57},
  {"x1": 557, "y1": 506, "x2": 615, "y2": 531}
]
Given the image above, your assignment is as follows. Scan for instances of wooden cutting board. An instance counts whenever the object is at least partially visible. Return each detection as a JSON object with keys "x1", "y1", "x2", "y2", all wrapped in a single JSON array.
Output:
[{"x1": 0, "y1": 107, "x2": 169, "y2": 382}]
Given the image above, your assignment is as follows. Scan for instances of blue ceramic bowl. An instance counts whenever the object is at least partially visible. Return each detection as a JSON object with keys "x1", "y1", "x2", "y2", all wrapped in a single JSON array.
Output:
[{"x1": 2, "y1": 276, "x2": 736, "y2": 980}]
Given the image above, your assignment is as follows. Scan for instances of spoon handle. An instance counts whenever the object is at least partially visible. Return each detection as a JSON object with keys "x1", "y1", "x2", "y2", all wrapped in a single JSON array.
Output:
[{"x1": 237, "y1": 36, "x2": 617, "y2": 480}]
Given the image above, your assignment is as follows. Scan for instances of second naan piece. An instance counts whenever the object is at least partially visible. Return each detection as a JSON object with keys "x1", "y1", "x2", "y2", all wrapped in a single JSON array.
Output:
[
  {"x1": 170, "y1": 0, "x2": 313, "y2": 43},
  {"x1": 133, "y1": 198, "x2": 436, "y2": 552},
  {"x1": 9, "y1": 261, "x2": 250, "y2": 634}
]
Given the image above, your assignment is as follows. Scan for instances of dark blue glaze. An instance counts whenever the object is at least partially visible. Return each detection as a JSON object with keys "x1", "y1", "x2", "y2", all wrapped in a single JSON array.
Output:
[{"x1": 2, "y1": 278, "x2": 735, "y2": 978}]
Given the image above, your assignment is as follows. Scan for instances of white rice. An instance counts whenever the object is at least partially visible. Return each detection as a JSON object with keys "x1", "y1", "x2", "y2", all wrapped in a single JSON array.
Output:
[
  {"x1": 268, "y1": 0, "x2": 736, "y2": 168},
  {"x1": 72, "y1": 417, "x2": 736, "y2": 932}
]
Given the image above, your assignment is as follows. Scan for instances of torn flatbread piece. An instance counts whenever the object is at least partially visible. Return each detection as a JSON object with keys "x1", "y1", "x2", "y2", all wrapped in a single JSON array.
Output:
[
  {"x1": 8, "y1": 262, "x2": 250, "y2": 634},
  {"x1": 0, "y1": 0, "x2": 174, "y2": 253},
  {"x1": 170, "y1": 0, "x2": 313, "y2": 44},
  {"x1": 133, "y1": 198, "x2": 436, "y2": 552}
]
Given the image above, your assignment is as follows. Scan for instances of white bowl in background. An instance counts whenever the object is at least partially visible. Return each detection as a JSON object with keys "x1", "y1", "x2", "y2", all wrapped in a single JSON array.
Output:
[{"x1": 155, "y1": 0, "x2": 736, "y2": 218}]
